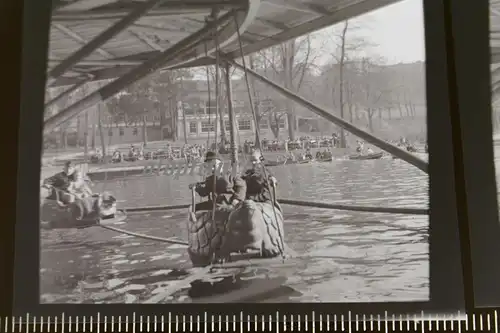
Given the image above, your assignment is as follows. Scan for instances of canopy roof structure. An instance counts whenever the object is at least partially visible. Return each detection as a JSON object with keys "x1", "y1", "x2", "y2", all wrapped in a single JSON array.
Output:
[{"x1": 48, "y1": 0, "x2": 401, "y2": 87}]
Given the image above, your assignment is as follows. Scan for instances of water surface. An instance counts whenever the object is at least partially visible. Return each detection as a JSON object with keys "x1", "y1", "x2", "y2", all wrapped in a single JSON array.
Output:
[{"x1": 41, "y1": 158, "x2": 429, "y2": 303}]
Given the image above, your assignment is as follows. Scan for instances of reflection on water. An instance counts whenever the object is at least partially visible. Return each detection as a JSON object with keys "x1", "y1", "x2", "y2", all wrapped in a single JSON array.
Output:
[{"x1": 41, "y1": 158, "x2": 429, "y2": 303}]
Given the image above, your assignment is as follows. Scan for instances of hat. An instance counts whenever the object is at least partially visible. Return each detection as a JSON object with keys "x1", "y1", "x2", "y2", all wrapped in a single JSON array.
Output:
[
  {"x1": 101, "y1": 192, "x2": 116, "y2": 203},
  {"x1": 204, "y1": 151, "x2": 219, "y2": 162},
  {"x1": 64, "y1": 161, "x2": 73, "y2": 167}
]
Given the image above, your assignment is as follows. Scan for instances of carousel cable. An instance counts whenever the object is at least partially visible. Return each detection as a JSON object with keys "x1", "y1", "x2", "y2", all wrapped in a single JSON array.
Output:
[{"x1": 233, "y1": 13, "x2": 286, "y2": 260}]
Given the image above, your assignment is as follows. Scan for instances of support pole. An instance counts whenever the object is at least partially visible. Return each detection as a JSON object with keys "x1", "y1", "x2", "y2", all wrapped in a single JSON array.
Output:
[
  {"x1": 44, "y1": 77, "x2": 90, "y2": 110},
  {"x1": 224, "y1": 62, "x2": 239, "y2": 174},
  {"x1": 47, "y1": 0, "x2": 166, "y2": 83},
  {"x1": 228, "y1": 59, "x2": 429, "y2": 174},
  {"x1": 44, "y1": 12, "x2": 233, "y2": 134}
]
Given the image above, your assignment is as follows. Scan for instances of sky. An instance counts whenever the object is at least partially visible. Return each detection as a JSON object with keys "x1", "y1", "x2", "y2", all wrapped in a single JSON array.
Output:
[
  {"x1": 314, "y1": 0, "x2": 426, "y2": 65},
  {"x1": 352, "y1": 0, "x2": 426, "y2": 64}
]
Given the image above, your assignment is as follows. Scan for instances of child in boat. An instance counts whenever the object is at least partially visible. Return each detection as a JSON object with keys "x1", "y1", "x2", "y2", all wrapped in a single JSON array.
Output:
[{"x1": 67, "y1": 170, "x2": 93, "y2": 199}]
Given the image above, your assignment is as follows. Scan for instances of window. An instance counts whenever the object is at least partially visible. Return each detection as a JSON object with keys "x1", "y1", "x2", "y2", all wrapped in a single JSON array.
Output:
[
  {"x1": 238, "y1": 119, "x2": 251, "y2": 131},
  {"x1": 153, "y1": 115, "x2": 160, "y2": 121},
  {"x1": 201, "y1": 121, "x2": 214, "y2": 133},
  {"x1": 279, "y1": 118, "x2": 286, "y2": 129},
  {"x1": 259, "y1": 119, "x2": 268, "y2": 130},
  {"x1": 119, "y1": 127, "x2": 124, "y2": 136},
  {"x1": 225, "y1": 120, "x2": 231, "y2": 132},
  {"x1": 108, "y1": 128, "x2": 113, "y2": 137},
  {"x1": 133, "y1": 127, "x2": 138, "y2": 135},
  {"x1": 189, "y1": 122, "x2": 198, "y2": 134}
]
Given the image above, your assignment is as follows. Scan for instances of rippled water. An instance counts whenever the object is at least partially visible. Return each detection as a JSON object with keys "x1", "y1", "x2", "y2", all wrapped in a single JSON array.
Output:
[{"x1": 40, "y1": 157, "x2": 429, "y2": 303}]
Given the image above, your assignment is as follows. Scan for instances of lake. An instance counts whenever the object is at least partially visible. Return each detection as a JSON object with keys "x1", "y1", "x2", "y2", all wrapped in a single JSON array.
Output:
[{"x1": 40, "y1": 157, "x2": 429, "y2": 303}]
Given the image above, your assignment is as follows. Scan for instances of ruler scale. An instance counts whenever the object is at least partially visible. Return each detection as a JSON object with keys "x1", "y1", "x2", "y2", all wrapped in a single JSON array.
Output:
[{"x1": 2, "y1": 310, "x2": 494, "y2": 332}]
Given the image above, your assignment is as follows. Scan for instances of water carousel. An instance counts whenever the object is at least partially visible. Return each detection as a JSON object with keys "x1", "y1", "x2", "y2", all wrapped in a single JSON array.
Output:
[{"x1": 38, "y1": 0, "x2": 435, "y2": 302}]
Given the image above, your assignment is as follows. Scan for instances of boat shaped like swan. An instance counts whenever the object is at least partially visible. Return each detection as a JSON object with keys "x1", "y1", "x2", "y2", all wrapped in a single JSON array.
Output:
[
  {"x1": 40, "y1": 189, "x2": 126, "y2": 230},
  {"x1": 187, "y1": 200, "x2": 286, "y2": 267}
]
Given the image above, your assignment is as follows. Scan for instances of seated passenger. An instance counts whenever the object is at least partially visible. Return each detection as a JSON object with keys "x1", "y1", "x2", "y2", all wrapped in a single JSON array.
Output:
[
  {"x1": 367, "y1": 147, "x2": 374, "y2": 154},
  {"x1": 191, "y1": 152, "x2": 246, "y2": 211},
  {"x1": 70, "y1": 192, "x2": 117, "y2": 226},
  {"x1": 67, "y1": 170, "x2": 93, "y2": 199},
  {"x1": 42, "y1": 161, "x2": 76, "y2": 204},
  {"x1": 242, "y1": 150, "x2": 277, "y2": 203}
]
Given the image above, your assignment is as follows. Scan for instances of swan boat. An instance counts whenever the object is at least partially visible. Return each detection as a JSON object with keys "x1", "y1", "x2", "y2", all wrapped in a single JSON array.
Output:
[
  {"x1": 187, "y1": 188, "x2": 287, "y2": 267},
  {"x1": 40, "y1": 187, "x2": 126, "y2": 230}
]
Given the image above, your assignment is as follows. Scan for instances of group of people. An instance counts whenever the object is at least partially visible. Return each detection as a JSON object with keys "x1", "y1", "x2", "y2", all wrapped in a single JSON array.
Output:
[
  {"x1": 356, "y1": 141, "x2": 375, "y2": 154},
  {"x1": 191, "y1": 150, "x2": 277, "y2": 212},
  {"x1": 42, "y1": 161, "x2": 116, "y2": 223}
]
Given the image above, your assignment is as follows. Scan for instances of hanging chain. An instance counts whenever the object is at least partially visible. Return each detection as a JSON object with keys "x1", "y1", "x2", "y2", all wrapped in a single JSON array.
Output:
[
  {"x1": 204, "y1": 41, "x2": 212, "y2": 149},
  {"x1": 232, "y1": 14, "x2": 286, "y2": 260},
  {"x1": 209, "y1": 10, "x2": 221, "y2": 221}
]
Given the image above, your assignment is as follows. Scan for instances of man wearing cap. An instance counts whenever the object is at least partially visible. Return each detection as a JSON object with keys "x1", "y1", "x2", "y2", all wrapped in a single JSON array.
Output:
[
  {"x1": 192, "y1": 151, "x2": 246, "y2": 211},
  {"x1": 42, "y1": 161, "x2": 76, "y2": 203},
  {"x1": 242, "y1": 150, "x2": 277, "y2": 203}
]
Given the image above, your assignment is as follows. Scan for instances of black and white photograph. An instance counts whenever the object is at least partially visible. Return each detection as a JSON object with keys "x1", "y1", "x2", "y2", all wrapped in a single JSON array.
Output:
[{"x1": 40, "y1": 0, "x2": 430, "y2": 304}]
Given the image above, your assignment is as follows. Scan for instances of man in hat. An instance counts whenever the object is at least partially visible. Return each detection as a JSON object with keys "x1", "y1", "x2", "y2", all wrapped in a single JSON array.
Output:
[
  {"x1": 242, "y1": 150, "x2": 277, "y2": 203},
  {"x1": 42, "y1": 161, "x2": 76, "y2": 203},
  {"x1": 191, "y1": 151, "x2": 246, "y2": 211}
]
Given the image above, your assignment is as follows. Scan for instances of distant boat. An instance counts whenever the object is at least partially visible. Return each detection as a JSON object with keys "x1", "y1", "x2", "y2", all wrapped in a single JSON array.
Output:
[{"x1": 349, "y1": 152, "x2": 384, "y2": 160}]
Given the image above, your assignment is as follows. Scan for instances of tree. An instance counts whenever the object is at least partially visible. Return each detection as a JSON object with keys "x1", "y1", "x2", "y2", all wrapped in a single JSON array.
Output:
[
  {"x1": 356, "y1": 57, "x2": 390, "y2": 133},
  {"x1": 253, "y1": 35, "x2": 322, "y2": 140},
  {"x1": 105, "y1": 69, "x2": 193, "y2": 144}
]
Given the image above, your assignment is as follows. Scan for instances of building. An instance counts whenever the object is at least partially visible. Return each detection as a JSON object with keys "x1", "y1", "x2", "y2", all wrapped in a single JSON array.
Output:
[{"x1": 45, "y1": 78, "x2": 323, "y2": 148}]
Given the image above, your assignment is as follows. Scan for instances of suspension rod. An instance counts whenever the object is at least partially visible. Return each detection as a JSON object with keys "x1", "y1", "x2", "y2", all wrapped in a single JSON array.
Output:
[
  {"x1": 123, "y1": 201, "x2": 428, "y2": 215},
  {"x1": 224, "y1": 62, "x2": 239, "y2": 173},
  {"x1": 44, "y1": 12, "x2": 234, "y2": 134},
  {"x1": 48, "y1": 0, "x2": 167, "y2": 83},
  {"x1": 227, "y1": 59, "x2": 429, "y2": 174}
]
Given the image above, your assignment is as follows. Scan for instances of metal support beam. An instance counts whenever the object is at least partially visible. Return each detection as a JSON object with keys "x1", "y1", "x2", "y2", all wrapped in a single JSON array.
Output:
[
  {"x1": 224, "y1": 62, "x2": 239, "y2": 173},
  {"x1": 44, "y1": 11, "x2": 235, "y2": 134},
  {"x1": 52, "y1": 24, "x2": 115, "y2": 58},
  {"x1": 228, "y1": 59, "x2": 429, "y2": 174},
  {"x1": 128, "y1": 29, "x2": 164, "y2": 51},
  {"x1": 48, "y1": 0, "x2": 166, "y2": 83},
  {"x1": 44, "y1": 77, "x2": 91, "y2": 110}
]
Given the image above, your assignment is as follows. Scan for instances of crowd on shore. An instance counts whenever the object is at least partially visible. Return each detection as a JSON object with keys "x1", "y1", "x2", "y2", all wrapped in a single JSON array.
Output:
[{"x1": 88, "y1": 133, "x2": 426, "y2": 166}]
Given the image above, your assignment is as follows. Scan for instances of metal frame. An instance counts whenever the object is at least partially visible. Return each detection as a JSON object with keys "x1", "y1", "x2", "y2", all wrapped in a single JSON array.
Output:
[
  {"x1": 44, "y1": 75, "x2": 92, "y2": 110},
  {"x1": 47, "y1": 0, "x2": 167, "y2": 84},
  {"x1": 44, "y1": 1, "x2": 260, "y2": 133},
  {"x1": 47, "y1": 0, "x2": 403, "y2": 87}
]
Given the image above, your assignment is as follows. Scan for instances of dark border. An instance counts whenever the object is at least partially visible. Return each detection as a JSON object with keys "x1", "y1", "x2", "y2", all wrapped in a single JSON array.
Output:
[
  {"x1": 0, "y1": 0, "x2": 23, "y2": 318},
  {"x1": 12, "y1": 0, "x2": 468, "y2": 316},
  {"x1": 449, "y1": 0, "x2": 500, "y2": 307}
]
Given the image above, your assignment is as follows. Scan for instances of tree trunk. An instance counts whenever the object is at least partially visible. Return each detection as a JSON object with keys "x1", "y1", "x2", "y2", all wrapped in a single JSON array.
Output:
[
  {"x1": 179, "y1": 101, "x2": 188, "y2": 144},
  {"x1": 338, "y1": 21, "x2": 349, "y2": 148},
  {"x1": 84, "y1": 110, "x2": 89, "y2": 160},
  {"x1": 91, "y1": 108, "x2": 96, "y2": 150},
  {"x1": 367, "y1": 109, "x2": 374, "y2": 132},
  {"x1": 142, "y1": 114, "x2": 148, "y2": 146},
  {"x1": 97, "y1": 104, "x2": 107, "y2": 158},
  {"x1": 76, "y1": 115, "x2": 81, "y2": 148}
]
